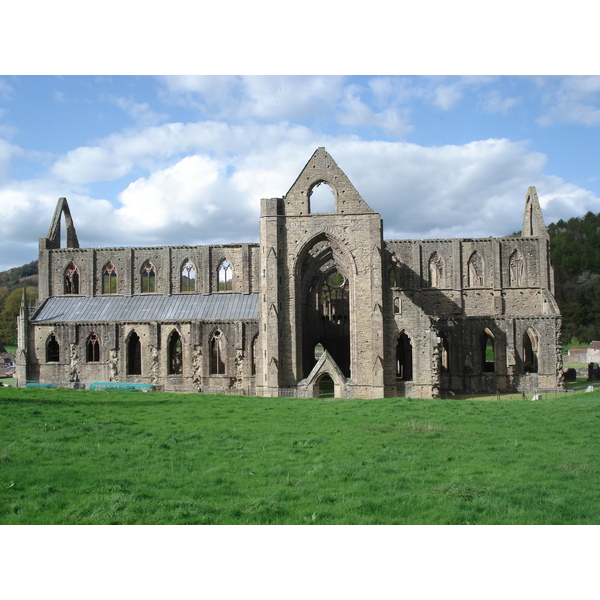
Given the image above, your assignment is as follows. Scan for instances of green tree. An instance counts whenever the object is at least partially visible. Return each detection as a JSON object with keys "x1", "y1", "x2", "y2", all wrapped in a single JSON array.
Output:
[{"x1": 0, "y1": 287, "x2": 37, "y2": 347}]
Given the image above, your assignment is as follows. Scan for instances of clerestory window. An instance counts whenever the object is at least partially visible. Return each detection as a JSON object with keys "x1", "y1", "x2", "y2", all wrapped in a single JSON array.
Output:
[
  {"x1": 102, "y1": 261, "x2": 117, "y2": 294},
  {"x1": 218, "y1": 260, "x2": 233, "y2": 292},
  {"x1": 64, "y1": 262, "x2": 80, "y2": 294},
  {"x1": 181, "y1": 260, "x2": 196, "y2": 293},
  {"x1": 141, "y1": 261, "x2": 156, "y2": 293}
]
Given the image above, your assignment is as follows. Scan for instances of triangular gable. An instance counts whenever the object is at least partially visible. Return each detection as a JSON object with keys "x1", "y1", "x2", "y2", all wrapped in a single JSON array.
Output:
[
  {"x1": 300, "y1": 349, "x2": 347, "y2": 390},
  {"x1": 283, "y1": 147, "x2": 374, "y2": 216},
  {"x1": 46, "y1": 197, "x2": 80, "y2": 249}
]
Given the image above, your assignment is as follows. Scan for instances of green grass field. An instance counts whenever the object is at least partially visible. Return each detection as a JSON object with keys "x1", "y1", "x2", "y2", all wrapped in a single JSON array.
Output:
[{"x1": 1, "y1": 386, "x2": 599, "y2": 524}]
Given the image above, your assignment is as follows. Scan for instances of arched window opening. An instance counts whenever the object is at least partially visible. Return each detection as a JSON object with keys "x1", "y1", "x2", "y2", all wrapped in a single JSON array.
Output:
[
  {"x1": 314, "y1": 342, "x2": 324, "y2": 361},
  {"x1": 396, "y1": 332, "x2": 413, "y2": 381},
  {"x1": 141, "y1": 261, "x2": 156, "y2": 293},
  {"x1": 64, "y1": 262, "x2": 79, "y2": 294},
  {"x1": 394, "y1": 297, "x2": 401, "y2": 315},
  {"x1": 509, "y1": 250, "x2": 525, "y2": 287},
  {"x1": 440, "y1": 331, "x2": 450, "y2": 373},
  {"x1": 218, "y1": 260, "x2": 233, "y2": 291},
  {"x1": 127, "y1": 331, "x2": 142, "y2": 375},
  {"x1": 251, "y1": 335, "x2": 258, "y2": 376},
  {"x1": 168, "y1": 331, "x2": 183, "y2": 375},
  {"x1": 428, "y1": 252, "x2": 444, "y2": 288},
  {"x1": 389, "y1": 265, "x2": 398, "y2": 288},
  {"x1": 181, "y1": 260, "x2": 196, "y2": 293},
  {"x1": 86, "y1": 333, "x2": 100, "y2": 363},
  {"x1": 46, "y1": 333, "x2": 60, "y2": 362},
  {"x1": 482, "y1": 328, "x2": 495, "y2": 373},
  {"x1": 467, "y1": 252, "x2": 484, "y2": 287},
  {"x1": 102, "y1": 261, "x2": 117, "y2": 294},
  {"x1": 309, "y1": 181, "x2": 335, "y2": 213},
  {"x1": 523, "y1": 329, "x2": 539, "y2": 374},
  {"x1": 211, "y1": 330, "x2": 226, "y2": 374}
]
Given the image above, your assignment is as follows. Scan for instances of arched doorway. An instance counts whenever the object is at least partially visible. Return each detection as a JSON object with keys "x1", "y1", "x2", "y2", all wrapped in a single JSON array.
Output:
[{"x1": 317, "y1": 374, "x2": 335, "y2": 398}]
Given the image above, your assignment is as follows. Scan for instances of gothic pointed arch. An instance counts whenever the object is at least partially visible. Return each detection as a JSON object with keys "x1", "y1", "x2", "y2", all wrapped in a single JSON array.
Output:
[
  {"x1": 217, "y1": 259, "x2": 233, "y2": 291},
  {"x1": 127, "y1": 331, "x2": 142, "y2": 375},
  {"x1": 141, "y1": 260, "x2": 156, "y2": 293},
  {"x1": 523, "y1": 327, "x2": 539, "y2": 373},
  {"x1": 86, "y1": 332, "x2": 100, "y2": 363},
  {"x1": 428, "y1": 251, "x2": 445, "y2": 288},
  {"x1": 102, "y1": 261, "x2": 117, "y2": 294},
  {"x1": 64, "y1": 262, "x2": 80, "y2": 294},
  {"x1": 295, "y1": 233, "x2": 355, "y2": 378},
  {"x1": 46, "y1": 333, "x2": 60, "y2": 362},
  {"x1": 482, "y1": 328, "x2": 495, "y2": 373},
  {"x1": 467, "y1": 251, "x2": 484, "y2": 287},
  {"x1": 181, "y1": 259, "x2": 196, "y2": 292},
  {"x1": 396, "y1": 331, "x2": 413, "y2": 381},
  {"x1": 168, "y1": 330, "x2": 183, "y2": 375},
  {"x1": 210, "y1": 329, "x2": 226, "y2": 374},
  {"x1": 509, "y1": 249, "x2": 525, "y2": 287}
]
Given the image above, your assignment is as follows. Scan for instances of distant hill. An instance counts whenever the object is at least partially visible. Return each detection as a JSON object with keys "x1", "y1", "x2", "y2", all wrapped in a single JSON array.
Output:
[{"x1": 0, "y1": 260, "x2": 38, "y2": 293}]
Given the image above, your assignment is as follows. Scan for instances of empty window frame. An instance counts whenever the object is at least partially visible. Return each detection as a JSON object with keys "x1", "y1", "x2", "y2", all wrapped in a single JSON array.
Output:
[
  {"x1": 396, "y1": 332, "x2": 413, "y2": 381},
  {"x1": 86, "y1": 333, "x2": 100, "y2": 363},
  {"x1": 141, "y1": 261, "x2": 156, "y2": 293},
  {"x1": 64, "y1": 262, "x2": 80, "y2": 294},
  {"x1": 523, "y1": 328, "x2": 539, "y2": 373},
  {"x1": 210, "y1": 330, "x2": 226, "y2": 374},
  {"x1": 428, "y1": 252, "x2": 444, "y2": 288},
  {"x1": 482, "y1": 328, "x2": 495, "y2": 373},
  {"x1": 46, "y1": 333, "x2": 60, "y2": 362},
  {"x1": 217, "y1": 260, "x2": 233, "y2": 291},
  {"x1": 467, "y1": 251, "x2": 484, "y2": 287},
  {"x1": 168, "y1": 331, "x2": 183, "y2": 375},
  {"x1": 181, "y1": 260, "x2": 196, "y2": 293},
  {"x1": 127, "y1": 331, "x2": 142, "y2": 375},
  {"x1": 102, "y1": 261, "x2": 117, "y2": 294},
  {"x1": 509, "y1": 250, "x2": 525, "y2": 287}
]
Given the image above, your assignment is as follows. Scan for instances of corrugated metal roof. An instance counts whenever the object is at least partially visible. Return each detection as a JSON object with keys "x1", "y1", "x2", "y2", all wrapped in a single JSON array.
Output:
[{"x1": 32, "y1": 293, "x2": 259, "y2": 323}]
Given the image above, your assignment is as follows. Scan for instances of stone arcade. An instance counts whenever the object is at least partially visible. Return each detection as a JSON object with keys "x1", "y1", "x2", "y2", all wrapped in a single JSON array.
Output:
[{"x1": 16, "y1": 148, "x2": 563, "y2": 398}]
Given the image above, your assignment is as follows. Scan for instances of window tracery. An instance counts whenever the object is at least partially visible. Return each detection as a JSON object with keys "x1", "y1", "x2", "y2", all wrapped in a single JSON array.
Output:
[
  {"x1": 218, "y1": 260, "x2": 233, "y2": 291},
  {"x1": 181, "y1": 260, "x2": 196, "y2": 293},
  {"x1": 64, "y1": 262, "x2": 79, "y2": 294},
  {"x1": 141, "y1": 261, "x2": 156, "y2": 293},
  {"x1": 102, "y1": 261, "x2": 117, "y2": 294},
  {"x1": 210, "y1": 330, "x2": 226, "y2": 374},
  {"x1": 86, "y1": 333, "x2": 100, "y2": 363}
]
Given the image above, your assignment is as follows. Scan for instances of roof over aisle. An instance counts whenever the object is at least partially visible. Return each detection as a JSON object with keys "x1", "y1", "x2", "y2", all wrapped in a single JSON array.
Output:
[{"x1": 32, "y1": 293, "x2": 259, "y2": 323}]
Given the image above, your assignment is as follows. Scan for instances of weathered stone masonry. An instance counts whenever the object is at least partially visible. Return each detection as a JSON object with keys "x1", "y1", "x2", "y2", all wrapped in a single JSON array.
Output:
[{"x1": 16, "y1": 148, "x2": 563, "y2": 398}]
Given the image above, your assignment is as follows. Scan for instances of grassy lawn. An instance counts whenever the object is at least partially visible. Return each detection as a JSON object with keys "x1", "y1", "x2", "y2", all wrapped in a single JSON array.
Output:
[{"x1": 1, "y1": 386, "x2": 599, "y2": 524}]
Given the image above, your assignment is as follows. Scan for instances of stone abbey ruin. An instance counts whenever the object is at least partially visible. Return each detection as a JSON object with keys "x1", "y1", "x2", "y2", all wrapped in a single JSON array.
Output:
[{"x1": 15, "y1": 147, "x2": 563, "y2": 398}]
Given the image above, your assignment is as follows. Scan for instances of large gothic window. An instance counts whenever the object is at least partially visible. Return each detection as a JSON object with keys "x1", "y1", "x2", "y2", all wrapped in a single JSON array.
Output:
[
  {"x1": 218, "y1": 260, "x2": 232, "y2": 291},
  {"x1": 396, "y1": 332, "x2": 413, "y2": 381},
  {"x1": 181, "y1": 260, "x2": 196, "y2": 293},
  {"x1": 64, "y1": 262, "x2": 79, "y2": 294},
  {"x1": 102, "y1": 261, "x2": 117, "y2": 294},
  {"x1": 428, "y1": 252, "x2": 444, "y2": 288},
  {"x1": 86, "y1": 333, "x2": 100, "y2": 363},
  {"x1": 141, "y1": 261, "x2": 156, "y2": 293},
  {"x1": 127, "y1": 331, "x2": 142, "y2": 375},
  {"x1": 46, "y1": 333, "x2": 60, "y2": 362},
  {"x1": 210, "y1": 330, "x2": 226, "y2": 374},
  {"x1": 509, "y1": 250, "x2": 525, "y2": 287},
  {"x1": 168, "y1": 331, "x2": 183, "y2": 375},
  {"x1": 467, "y1": 251, "x2": 484, "y2": 287}
]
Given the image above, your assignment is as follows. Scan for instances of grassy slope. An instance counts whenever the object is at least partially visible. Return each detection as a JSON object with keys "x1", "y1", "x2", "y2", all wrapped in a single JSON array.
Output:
[{"x1": 1, "y1": 387, "x2": 599, "y2": 525}]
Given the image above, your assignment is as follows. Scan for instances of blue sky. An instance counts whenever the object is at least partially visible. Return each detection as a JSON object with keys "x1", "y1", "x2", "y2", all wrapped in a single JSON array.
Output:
[{"x1": 1, "y1": 74, "x2": 599, "y2": 271}]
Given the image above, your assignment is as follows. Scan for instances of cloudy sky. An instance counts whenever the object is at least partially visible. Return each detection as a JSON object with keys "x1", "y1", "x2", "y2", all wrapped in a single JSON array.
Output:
[{"x1": 1, "y1": 74, "x2": 599, "y2": 271}]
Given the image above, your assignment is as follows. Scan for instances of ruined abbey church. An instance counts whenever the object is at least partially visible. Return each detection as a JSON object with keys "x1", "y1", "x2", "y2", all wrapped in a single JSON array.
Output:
[{"x1": 16, "y1": 148, "x2": 563, "y2": 398}]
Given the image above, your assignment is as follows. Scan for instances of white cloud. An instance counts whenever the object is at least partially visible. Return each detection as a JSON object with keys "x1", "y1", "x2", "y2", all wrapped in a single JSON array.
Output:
[
  {"x1": 2, "y1": 119, "x2": 599, "y2": 272},
  {"x1": 536, "y1": 76, "x2": 600, "y2": 127}
]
